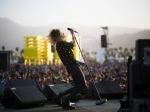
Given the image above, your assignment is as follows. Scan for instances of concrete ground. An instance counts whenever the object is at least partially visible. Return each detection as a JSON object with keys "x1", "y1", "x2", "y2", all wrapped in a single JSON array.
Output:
[{"x1": 0, "y1": 98, "x2": 122, "y2": 112}]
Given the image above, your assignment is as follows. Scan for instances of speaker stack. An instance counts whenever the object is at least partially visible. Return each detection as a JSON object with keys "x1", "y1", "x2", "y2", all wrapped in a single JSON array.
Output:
[
  {"x1": 101, "y1": 35, "x2": 107, "y2": 48},
  {"x1": 42, "y1": 83, "x2": 81, "y2": 103},
  {"x1": 88, "y1": 81, "x2": 125, "y2": 99},
  {"x1": 0, "y1": 51, "x2": 10, "y2": 72},
  {"x1": 1, "y1": 86, "x2": 47, "y2": 109},
  {"x1": 129, "y1": 63, "x2": 150, "y2": 111},
  {"x1": 1, "y1": 79, "x2": 47, "y2": 109}
]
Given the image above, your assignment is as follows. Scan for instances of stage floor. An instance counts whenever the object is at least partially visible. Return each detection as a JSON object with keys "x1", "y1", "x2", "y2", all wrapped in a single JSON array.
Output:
[{"x1": 0, "y1": 98, "x2": 121, "y2": 112}]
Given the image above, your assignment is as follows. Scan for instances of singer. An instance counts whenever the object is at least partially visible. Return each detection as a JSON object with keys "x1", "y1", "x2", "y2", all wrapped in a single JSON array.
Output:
[{"x1": 47, "y1": 28, "x2": 87, "y2": 109}]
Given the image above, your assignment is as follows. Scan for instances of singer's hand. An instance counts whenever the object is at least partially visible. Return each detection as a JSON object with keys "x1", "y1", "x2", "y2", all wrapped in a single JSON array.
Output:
[{"x1": 70, "y1": 28, "x2": 74, "y2": 36}]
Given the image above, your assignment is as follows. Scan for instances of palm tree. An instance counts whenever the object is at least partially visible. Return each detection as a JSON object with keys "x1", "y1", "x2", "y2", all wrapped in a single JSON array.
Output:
[
  {"x1": 124, "y1": 47, "x2": 128, "y2": 53},
  {"x1": 15, "y1": 47, "x2": 19, "y2": 59},
  {"x1": 123, "y1": 47, "x2": 129, "y2": 62},
  {"x1": 118, "y1": 53, "x2": 121, "y2": 60},
  {"x1": 114, "y1": 48, "x2": 118, "y2": 53},
  {"x1": 119, "y1": 46, "x2": 122, "y2": 53},
  {"x1": 104, "y1": 48, "x2": 109, "y2": 62},
  {"x1": 130, "y1": 48, "x2": 135, "y2": 57},
  {"x1": 2, "y1": 46, "x2": 5, "y2": 51},
  {"x1": 20, "y1": 49, "x2": 24, "y2": 56},
  {"x1": 108, "y1": 48, "x2": 113, "y2": 57},
  {"x1": 18, "y1": 49, "x2": 24, "y2": 64},
  {"x1": 119, "y1": 51, "x2": 125, "y2": 62},
  {"x1": 111, "y1": 50, "x2": 116, "y2": 60},
  {"x1": 10, "y1": 50, "x2": 15, "y2": 62},
  {"x1": 106, "y1": 48, "x2": 112, "y2": 61},
  {"x1": 16, "y1": 47, "x2": 19, "y2": 53},
  {"x1": 125, "y1": 51, "x2": 130, "y2": 61}
]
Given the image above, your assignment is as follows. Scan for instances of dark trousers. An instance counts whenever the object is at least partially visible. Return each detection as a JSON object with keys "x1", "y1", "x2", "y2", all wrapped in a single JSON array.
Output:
[{"x1": 61, "y1": 65, "x2": 87, "y2": 103}]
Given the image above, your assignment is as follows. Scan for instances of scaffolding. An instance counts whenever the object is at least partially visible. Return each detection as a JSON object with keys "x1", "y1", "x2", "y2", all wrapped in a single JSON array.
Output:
[
  {"x1": 23, "y1": 35, "x2": 81, "y2": 65},
  {"x1": 24, "y1": 36, "x2": 53, "y2": 65}
]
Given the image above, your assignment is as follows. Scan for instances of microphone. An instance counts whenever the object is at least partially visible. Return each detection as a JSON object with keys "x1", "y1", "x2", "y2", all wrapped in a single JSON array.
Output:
[{"x1": 67, "y1": 28, "x2": 78, "y2": 33}]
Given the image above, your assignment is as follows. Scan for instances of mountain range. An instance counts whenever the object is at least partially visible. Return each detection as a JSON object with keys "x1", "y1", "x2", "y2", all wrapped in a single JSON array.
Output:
[{"x1": 0, "y1": 18, "x2": 150, "y2": 52}]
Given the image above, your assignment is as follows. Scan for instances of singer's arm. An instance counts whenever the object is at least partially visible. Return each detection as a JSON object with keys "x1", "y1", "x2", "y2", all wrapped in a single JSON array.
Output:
[
  {"x1": 70, "y1": 29, "x2": 76, "y2": 46},
  {"x1": 72, "y1": 35, "x2": 76, "y2": 46}
]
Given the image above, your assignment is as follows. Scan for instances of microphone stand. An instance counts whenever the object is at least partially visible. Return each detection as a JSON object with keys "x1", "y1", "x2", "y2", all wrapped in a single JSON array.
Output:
[{"x1": 74, "y1": 33, "x2": 107, "y2": 105}]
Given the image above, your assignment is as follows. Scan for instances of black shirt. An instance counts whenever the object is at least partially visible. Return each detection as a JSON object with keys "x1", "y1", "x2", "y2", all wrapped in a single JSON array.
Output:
[{"x1": 56, "y1": 41, "x2": 78, "y2": 68}]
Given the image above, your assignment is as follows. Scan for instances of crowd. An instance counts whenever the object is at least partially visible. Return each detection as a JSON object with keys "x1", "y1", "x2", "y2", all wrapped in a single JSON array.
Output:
[{"x1": 0, "y1": 61, "x2": 128, "y2": 94}]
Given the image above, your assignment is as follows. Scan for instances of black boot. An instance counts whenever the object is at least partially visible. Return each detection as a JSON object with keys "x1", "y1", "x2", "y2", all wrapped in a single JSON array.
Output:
[
  {"x1": 62, "y1": 99, "x2": 75, "y2": 109},
  {"x1": 54, "y1": 93, "x2": 63, "y2": 106}
]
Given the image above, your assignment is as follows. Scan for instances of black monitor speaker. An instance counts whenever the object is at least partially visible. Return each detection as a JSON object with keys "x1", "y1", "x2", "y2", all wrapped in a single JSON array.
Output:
[
  {"x1": 42, "y1": 83, "x2": 81, "y2": 103},
  {"x1": 88, "y1": 81, "x2": 125, "y2": 99},
  {"x1": 1, "y1": 86, "x2": 47, "y2": 109}
]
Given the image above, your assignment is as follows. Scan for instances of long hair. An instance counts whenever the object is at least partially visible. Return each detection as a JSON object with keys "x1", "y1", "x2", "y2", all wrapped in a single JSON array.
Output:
[{"x1": 47, "y1": 29, "x2": 61, "y2": 45}]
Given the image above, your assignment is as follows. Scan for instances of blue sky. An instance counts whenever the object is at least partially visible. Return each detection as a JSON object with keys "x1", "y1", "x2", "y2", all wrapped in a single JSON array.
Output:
[{"x1": 0, "y1": 0, "x2": 150, "y2": 29}]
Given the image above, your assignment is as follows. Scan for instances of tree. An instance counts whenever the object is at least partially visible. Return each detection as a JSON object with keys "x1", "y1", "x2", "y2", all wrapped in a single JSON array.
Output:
[
  {"x1": 16, "y1": 47, "x2": 19, "y2": 53},
  {"x1": 130, "y1": 48, "x2": 135, "y2": 57},
  {"x1": 111, "y1": 50, "x2": 116, "y2": 60},
  {"x1": 114, "y1": 48, "x2": 118, "y2": 53},
  {"x1": 119, "y1": 46, "x2": 122, "y2": 52},
  {"x1": 124, "y1": 47, "x2": 128, "y2": 53},
  {"x1": 125, "y1": 51, "x2": 130, "y2": 61},
  {"x1": 10, "y1": 50, "x2": 15, "y2": 62},
  {"x1": 2, "y1": 46, "x2": 5, "y2": 51},
  {"x1": 18, "y1": 49, "x2": 24, "y2": 64},
  {"x1": 108, "y1": 48, "x2": 113, "y2": 59},
  {"x1": 15, "y1": 47, "x2": 19, "y2": 59},
  {"x1": 104, "y1": 48, "x2": 109, "y2": 62},
  {"x1": 18, "y1": 56, "x2": 25, "y2": 63},
  {"x1": 20, "y1": 49, "x2": 24, "y2": 56}
]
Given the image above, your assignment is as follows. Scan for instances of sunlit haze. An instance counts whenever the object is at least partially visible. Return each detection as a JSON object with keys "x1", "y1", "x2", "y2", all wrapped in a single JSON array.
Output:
[{"x1": 0, "y1": 0, "x2": 150, "y2": 29}]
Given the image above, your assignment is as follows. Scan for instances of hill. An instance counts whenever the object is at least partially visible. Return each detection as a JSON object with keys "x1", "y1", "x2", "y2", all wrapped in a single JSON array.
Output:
[
  {"x1": 0, "y1": 17, "x2": 149, "y2": 52},
  {"x1": 109, "y1": 30, "x2": 150, "y2": 48}
]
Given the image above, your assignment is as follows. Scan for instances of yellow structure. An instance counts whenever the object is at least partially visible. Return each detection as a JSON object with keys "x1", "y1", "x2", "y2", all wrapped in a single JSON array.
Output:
[
  {"x1": 24, "y1": 36, "x2": 53, "y2": 65},
  {"x1": 23, "y1": 35, "x2": 81, "y2": 65}
]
